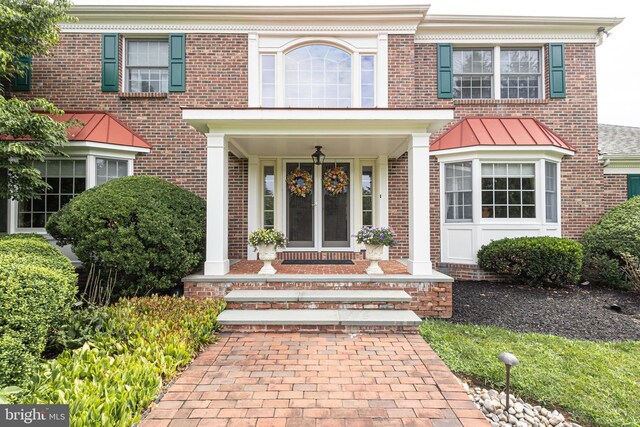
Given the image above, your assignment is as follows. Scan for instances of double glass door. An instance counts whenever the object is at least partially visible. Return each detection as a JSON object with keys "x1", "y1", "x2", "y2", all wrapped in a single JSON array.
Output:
[{"x1": 286, "y1": 162, "x2": 350, "y2": 248}]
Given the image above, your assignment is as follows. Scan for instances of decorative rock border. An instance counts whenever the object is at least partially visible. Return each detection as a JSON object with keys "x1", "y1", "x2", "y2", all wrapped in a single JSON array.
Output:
[{"x1": 463, "y1": 383, "x2": 582, "y2": 427}]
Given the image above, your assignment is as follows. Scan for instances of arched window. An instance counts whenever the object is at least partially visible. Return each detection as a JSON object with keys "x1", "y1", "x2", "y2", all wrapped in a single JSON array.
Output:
[{"x1": 284, "y1": 44, "x2": 352, "y2": 108}]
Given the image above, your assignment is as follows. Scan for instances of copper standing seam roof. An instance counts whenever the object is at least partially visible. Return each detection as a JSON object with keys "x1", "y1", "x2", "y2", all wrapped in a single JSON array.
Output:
[
  {"x1": 49, "y1": 111, "x2": 152, "y2": 149},
  {"x1": 430, "y1": 116, "x2": 575, "y2": 152}
]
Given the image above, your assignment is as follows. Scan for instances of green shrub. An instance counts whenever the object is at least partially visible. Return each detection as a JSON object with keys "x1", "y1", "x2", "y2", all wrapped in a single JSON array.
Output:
[
  {"x1": 46, "y1": 176, "x2": 207, "y2": 296},
  {"x1": 477, "y1": 236, "x2": 582, "y2": 286},
  {"x1": 0, "y1": 234, "x2": 77, "y2": 387},
  {"x1": 582, "y1": 196, "x2": 640, "y2": 289},
  {"x1": 21, "y1": 296, "x2": 225, "y2": 427}
]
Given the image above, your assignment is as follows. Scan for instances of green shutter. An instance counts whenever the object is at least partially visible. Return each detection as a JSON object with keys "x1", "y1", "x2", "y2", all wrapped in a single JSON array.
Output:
[
  {"x1": 12, "y1": 56, "x2": 32, "y2": 91},
  {"x1": 169, "y1": 34, "x2": 186, "y2": 92},
  {"x1": 629, "y1": 175, "x2": 640, "y2": 199},
  {"x1": 437, "y1": 44, "x2": 453, "y2": 99},
  {"x1": 102, "y1": 33, "x2": 119, "y2": 92},
  {"x1": 548, "y1": 43, "x2": 566, "y2": 98}
]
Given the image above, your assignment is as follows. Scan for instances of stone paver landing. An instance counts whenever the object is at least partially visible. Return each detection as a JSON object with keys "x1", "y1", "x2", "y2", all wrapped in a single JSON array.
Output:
[{"x1": 140, "y1": 333, "x2": 490, "y2": 427}]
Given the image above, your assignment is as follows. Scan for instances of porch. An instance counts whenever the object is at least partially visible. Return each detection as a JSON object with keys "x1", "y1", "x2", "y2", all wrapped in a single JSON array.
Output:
[{"x1": 182, "y1": 108, "x2": 455, "y2": 278}]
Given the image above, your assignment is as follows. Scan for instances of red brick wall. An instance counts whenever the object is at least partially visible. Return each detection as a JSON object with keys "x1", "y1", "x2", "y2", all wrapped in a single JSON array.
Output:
[
  {"x1": 602, "y1": 174, "x2": 628, "y2": 211},
  {"x1": 387, "y1": 41, "x2": 605, "y2": 267},
  {"x1": 12, "y1": 32, "x2": 249, "y2": 259}
]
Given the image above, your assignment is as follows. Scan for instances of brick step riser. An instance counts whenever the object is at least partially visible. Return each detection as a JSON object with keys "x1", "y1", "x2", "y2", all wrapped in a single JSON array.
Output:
[
  {"x1": 225, "y1": 301, "x2": 411, "y2": 310},
  {"x1": 220, "y1": 324, "x2": 419, "y2": 333}
]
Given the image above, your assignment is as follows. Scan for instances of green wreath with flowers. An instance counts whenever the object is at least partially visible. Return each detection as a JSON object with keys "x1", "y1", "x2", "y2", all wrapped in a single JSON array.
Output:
[
  {"x1": 287, "y1": 168, "x2": 313, "y2": 197},
  {"x1": 323, "y1": 166, "x2": 349, "y2": 196}
]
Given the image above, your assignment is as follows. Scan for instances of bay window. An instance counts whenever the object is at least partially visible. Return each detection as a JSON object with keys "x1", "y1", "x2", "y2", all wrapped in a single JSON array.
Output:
[
  {"x1": 481, "y1": 163, "x2": 536, "y2": 219},
  {"x1": 444, "y1": 162, "x2": 473, "y2": 221},
  {"x1": 96, "y1": 158, "x2": 129, "y2": 185},
  {"x1": 18, "y1": 160, "x2": 86, "y2": 229},
  {"x1": 545, "y1": 161, "x2": 559, "y2": 222}
]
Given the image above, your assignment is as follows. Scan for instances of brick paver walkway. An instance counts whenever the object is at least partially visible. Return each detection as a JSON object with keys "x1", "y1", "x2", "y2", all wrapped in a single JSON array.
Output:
[{"x1": 139, "y1": 333, "x2": 490, "y2": 427}]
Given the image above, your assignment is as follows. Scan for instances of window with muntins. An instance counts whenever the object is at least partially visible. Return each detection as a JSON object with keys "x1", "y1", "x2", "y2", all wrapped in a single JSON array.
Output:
[
  {"x1": 126, "y1": 40, "x2": 169, "y2": 93},
  {"x1": 361, "y1": 56, "x2": 375, "y2": 108},
  {"x1": 263, "y1": 165, "x2": 275, "y2": 229},
  {"x1": 501, "y1": 49, "x2": 542, "y2": 99},
  {"x1": 362, "y1": 166, "x2": 374, "y2": 227},
  {"x1": 545, "y1": 161, "x2": 558, "y2": 222},
  {"x1": 481, "y1": 163, "x2": 535, "y2": 219},
  {"x1": 96, "y1": 158, "x2": 128, "y2": 185},
  {"x1": 453, "y1": 49, "x2": 493, "y2": 99},
  {"x1": 444, "y1": 162, "x2": 473, "y2": 222},
  {"x1": 18, "y1": 160, "x2": 86, "y2": 228},
  {"x1": 261, "y1": 55, "x2": 276, "y2": 107},
  {"x1": 285, "y1": 45, "x2": 352, "y2": 107}
]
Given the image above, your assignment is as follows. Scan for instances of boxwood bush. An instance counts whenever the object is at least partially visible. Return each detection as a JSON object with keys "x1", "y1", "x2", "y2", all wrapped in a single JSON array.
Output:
[
  {"x1": 46, "y1": 176, "x2": 206, "y2": 297},
  {"x1": 0, "y1": 234, "x2": 77, "y2": 387},
  {"x1": 582, "y1": 196, "x2": 640, "y2": 289},
  {"x1": 477, "y1": 236, "x2": 583, "y2": 286},
  {"x1": 21, "y1": 296, "x2": 225, "y2": 426}
]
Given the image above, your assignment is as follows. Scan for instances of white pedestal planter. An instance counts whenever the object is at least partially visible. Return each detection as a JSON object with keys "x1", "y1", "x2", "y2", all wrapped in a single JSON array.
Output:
[
  {"x1": 257, "y1": 244, "x2": 277, "y2": 275},
  {"x1": 365, "y1": 244, "x2": 384, "y2": 275}
]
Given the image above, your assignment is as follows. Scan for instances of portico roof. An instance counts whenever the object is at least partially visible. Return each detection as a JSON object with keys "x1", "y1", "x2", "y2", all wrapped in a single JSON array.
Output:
[{"x1": 182, "y1": 107, "x2": 455, "y2": 158}]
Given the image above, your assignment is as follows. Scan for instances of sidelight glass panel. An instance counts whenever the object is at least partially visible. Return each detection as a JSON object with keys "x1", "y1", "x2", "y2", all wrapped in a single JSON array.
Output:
[
  {"x1": 263, "y1": 165, "x2": 275, "y2": 229},
  {"x1": 286, "y1": 163, "x2": 314, "y2": 247},
  {"x1": 362, "y1": 166, "x2": 373, "y2": 227},
  {"x1": 323, "y1": 162, "x2": 350, "y2": 247}
]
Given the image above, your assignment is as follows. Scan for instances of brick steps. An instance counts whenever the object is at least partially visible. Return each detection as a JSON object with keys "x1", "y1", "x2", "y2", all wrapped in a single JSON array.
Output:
[
  {"x1": 224, "y1": 289, "x2": 412, "y2": 310},
  {"x1": 218, "y1": 290, "x2": 423, "y2": 332}
]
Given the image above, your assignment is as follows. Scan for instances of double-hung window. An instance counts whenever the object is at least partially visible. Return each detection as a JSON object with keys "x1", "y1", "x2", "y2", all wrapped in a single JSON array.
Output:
[
  {"x1": 444, "y1": 162, "x2": 473, "y2": 222},
  {"x1": 452, "y1": 47, "x2": 543, "y2": 100},
  {"x1": 126, "y1": 40, "x2": 169, "y2": 93},
  {"x1": 500, "y1": 49, "x2": 542, "y2": 99},
  {"x1": 452, "y1": 49, "x2": 493, "y2": 99},
  {"x1": 96, "y1": 158, "x2": 129, "y2": 185},
  {"x1": 481, "y1": 163, "x2": 535, "y2": 219},
  {"x1": 545, "y1": 161, "x2": 558, "y2": 222}
]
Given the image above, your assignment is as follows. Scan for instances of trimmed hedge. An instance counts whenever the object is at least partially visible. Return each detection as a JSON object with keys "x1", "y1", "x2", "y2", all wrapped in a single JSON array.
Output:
[
  {"x1": 0, "y1": 234, "x2": 77, "y2": 387},
  {"x1": 477, "y1": 236, "x2": 583, "y2": 286},
  {"x1": 582, "y1": 196, "x2": 640, "y2": 289},
  {"x1": 46, "y1": 176, "x2": 206, "y2": 296},
  {"x1": 22, "y1": 296, "x2": 225, "y2": 426}
]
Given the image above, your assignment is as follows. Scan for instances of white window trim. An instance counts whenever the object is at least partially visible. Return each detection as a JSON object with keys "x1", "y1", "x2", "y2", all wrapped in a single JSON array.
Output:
[
  {"x1": 122, "y1": 36, "x2": 170, "y2": 94},
  {"x1": 453, "y1": 45, "x2": 545, "y2": 101},
  {"x1": 251, "y1": 35, "x2": 388, "y2": 108},
  {"x1": 8, "y1": 146, "x2": 138, "y2": 234},
  {"x1": 436, "y1": 149, "x2": 566, "y2": 265}
]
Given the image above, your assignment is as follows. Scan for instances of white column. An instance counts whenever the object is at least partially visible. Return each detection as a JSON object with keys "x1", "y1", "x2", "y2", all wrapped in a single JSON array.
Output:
[
  {"x1": 407, "y1": 133, "x2": 432, "y2": 275},
  {"x1": 376, "y1": 155, "x2": 390, "y2": 260},
  {"x1": 247, "y1": 157, "x2": 259, "y2": 260},
  {"x1": 204, "y1": 133, "x2": 229, "y2": 275}
]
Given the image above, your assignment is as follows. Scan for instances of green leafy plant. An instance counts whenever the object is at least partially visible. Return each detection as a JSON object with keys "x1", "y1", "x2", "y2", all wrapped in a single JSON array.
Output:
[
  {"x1": 477, "y1": 236, "x2": 582, "y2": 286},
  {"x1": 1, "y1": 0, "x2": 77, "y2": 201},
  {"x1": 248, "y1": 228, "x2": 287, "y2": 250},
  {"x1": 0, "y1": 386, "x2": 22, "y2": 404},
  {"x1": 355, "y1": 226, "x2": 397, "y2": 246},
  {"x1": 582, "y1": 196, "x2": 640, "y2": 289},
  {"x1": 46, "y1": 176, "x2": 206, "y2": 297},
  {"x1": 21, "y1": 296, "x2": 225, "y2": 427},
  {"x1": 0, "y1": 234, "x2": 77, "y2": 387}
]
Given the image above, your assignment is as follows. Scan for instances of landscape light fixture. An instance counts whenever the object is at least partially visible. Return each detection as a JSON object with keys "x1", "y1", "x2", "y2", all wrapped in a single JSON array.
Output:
[
  {"x1": 311, "y1": 146, "x2": 325, "y2": 165},
  {"x1": 498, "y1": 352, "x2": 519, "y2": 412}
]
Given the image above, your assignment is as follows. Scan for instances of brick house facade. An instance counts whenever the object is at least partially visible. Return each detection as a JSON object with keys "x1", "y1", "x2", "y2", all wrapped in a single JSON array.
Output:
[{"x1": 2, "y1": 4, "x2": 625, "y2": 280}]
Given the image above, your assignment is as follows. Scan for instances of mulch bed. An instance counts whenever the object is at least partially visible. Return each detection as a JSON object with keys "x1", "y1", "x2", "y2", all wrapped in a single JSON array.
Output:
[{"x1": 450, "y1": 281, "x2": 640, "y2": 341}]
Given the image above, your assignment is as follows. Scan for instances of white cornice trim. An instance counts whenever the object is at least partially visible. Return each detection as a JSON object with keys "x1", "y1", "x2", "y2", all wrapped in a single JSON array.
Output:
[
  {"x1": 60, "y1": 23, "x2": 418, "y2": 34},
  {"x1": 421, "y1": 14, "x2": 623, "y2": 27},
  {"x1": 414, "y1": 33, "x2": 600, "y2": 44}
]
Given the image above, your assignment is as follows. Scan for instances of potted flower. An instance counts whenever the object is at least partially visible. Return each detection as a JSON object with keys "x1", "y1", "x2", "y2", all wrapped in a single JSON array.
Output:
[
  {"x1": 355, "y1": 226, "x2": 397, "y2": 274},
  {"x1": 248, "y1": 228, "x2": 287, "y2": 274}
]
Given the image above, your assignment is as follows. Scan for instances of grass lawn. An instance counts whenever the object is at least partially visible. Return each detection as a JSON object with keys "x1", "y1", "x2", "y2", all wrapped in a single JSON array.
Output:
[{"x1": 420, "y1": 320, "x2": 640, "y2": 427}]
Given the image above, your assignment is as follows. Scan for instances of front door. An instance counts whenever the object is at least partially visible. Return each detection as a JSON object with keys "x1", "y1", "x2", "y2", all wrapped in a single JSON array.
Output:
[{"x1": 285, "y1": 161, "x2": 351, "y2": 249}]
